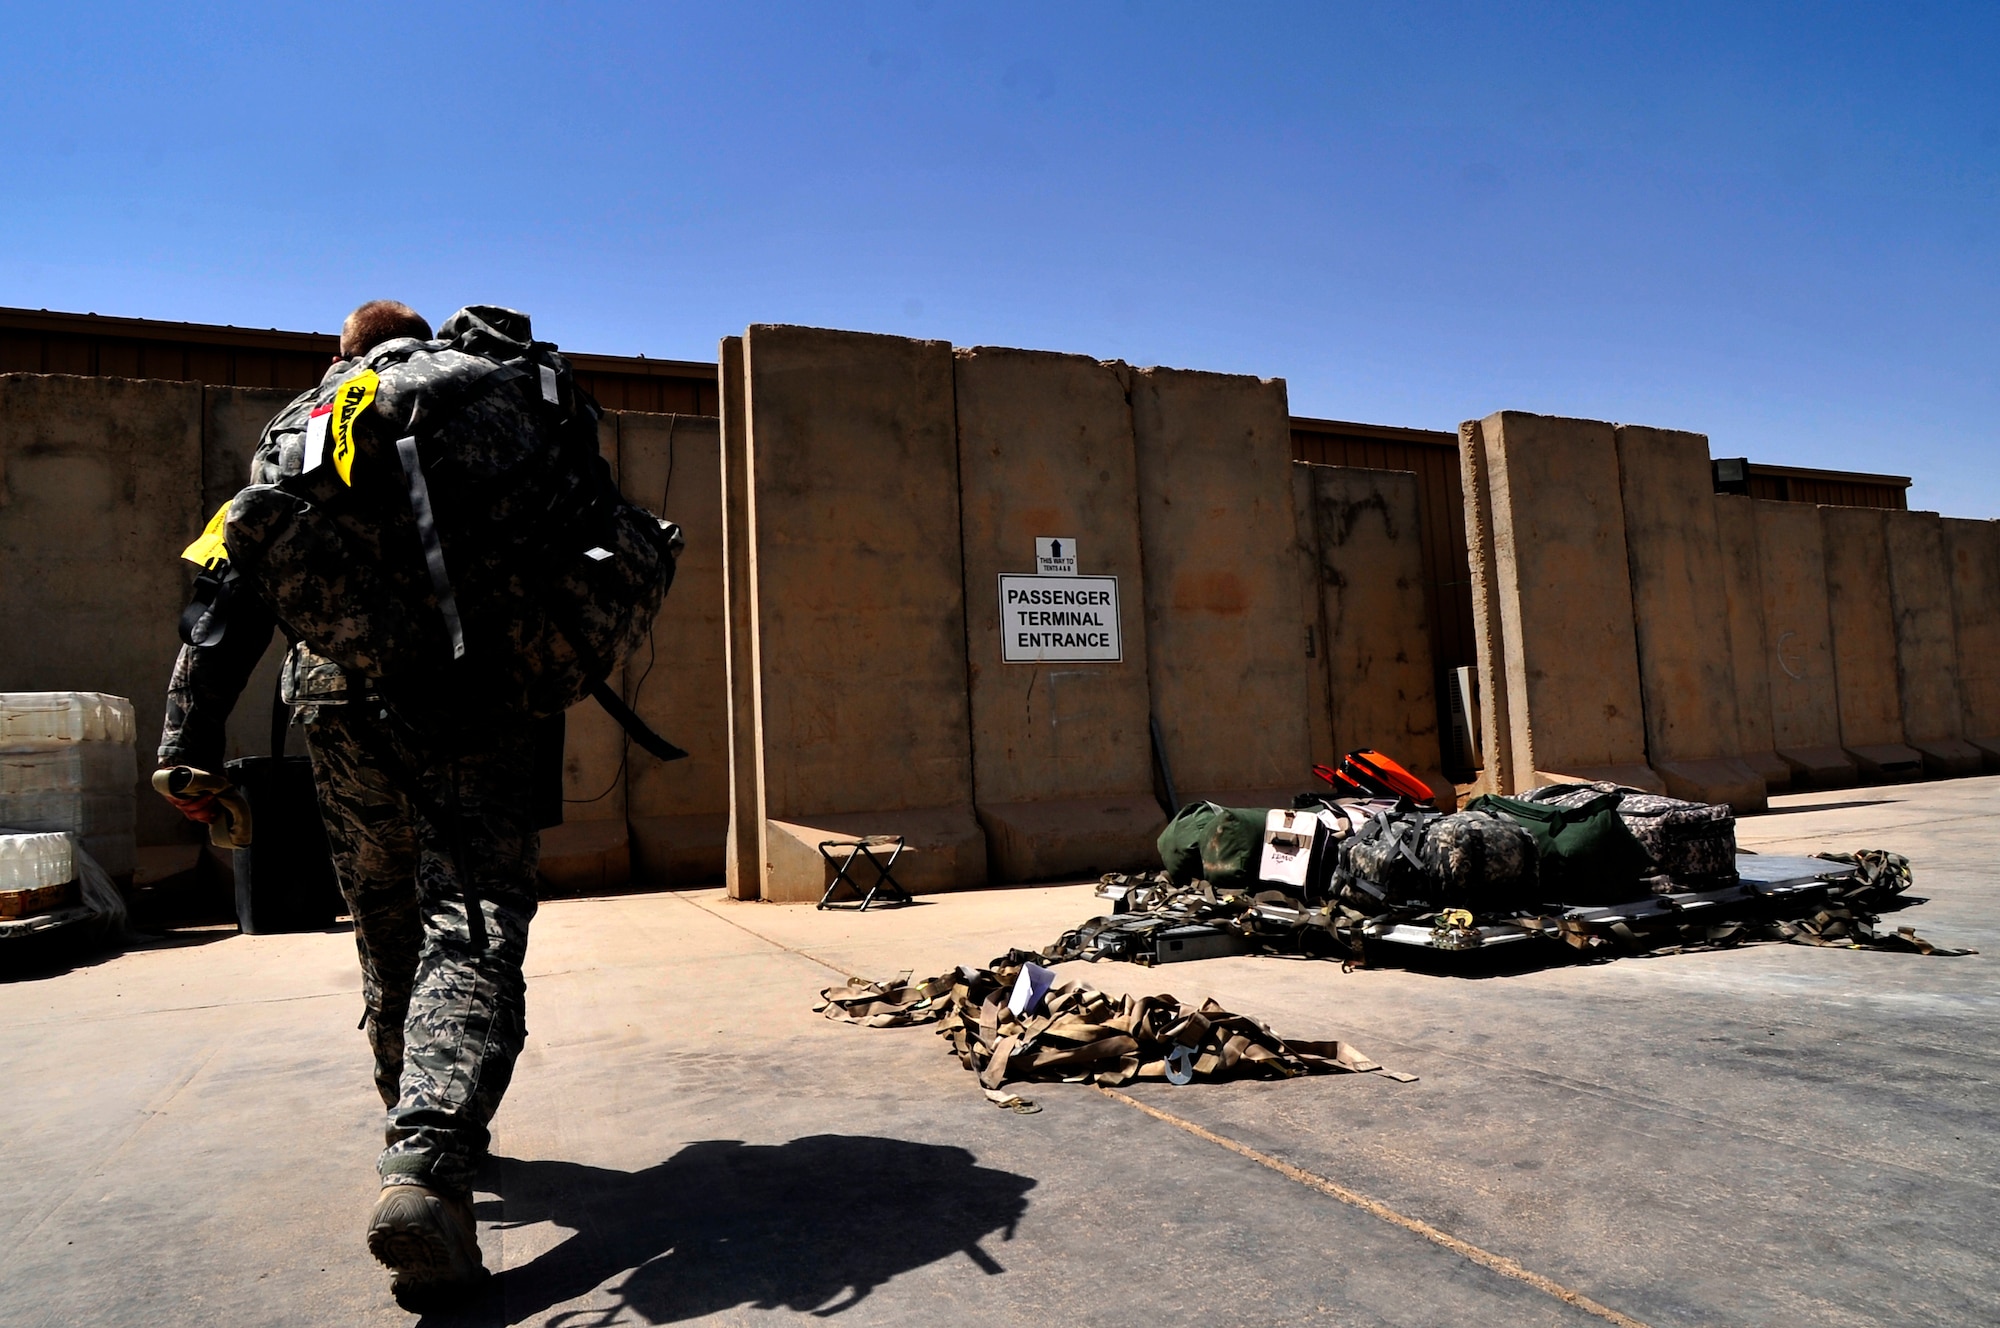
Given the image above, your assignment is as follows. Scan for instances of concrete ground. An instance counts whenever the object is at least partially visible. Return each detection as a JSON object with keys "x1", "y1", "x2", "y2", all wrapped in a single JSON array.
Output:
[{"x1": 3, "y1": 778, "x2": 1996, "y2": 1327}]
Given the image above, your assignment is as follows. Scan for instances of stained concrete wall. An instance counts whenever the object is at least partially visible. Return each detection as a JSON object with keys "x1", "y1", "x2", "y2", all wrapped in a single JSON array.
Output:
[
  {"x1": 1293, "y1": 462, "x2": 1448, "y2": 807},
  {"x1": 718, "y1": 337, "x2": 762, "y2": 898},
  {"x1": 1884, "y1": 510, "x2": 1983, "y2": 775},
  {"x1": 1131, "y1": 367, "x2": 1310, "y2": 806},
  {"x1": 1712, "y1": 495, "x2": 1789, "y2": 793},
  {"x1": 738, "y1": 325, "x2": 983, "y2": 902},
  {"x1": 1821, "y1": 506, "x2": 1923, "y2": 777},
  {"x1": 1473, "y1": 411, "x2": 1659, "y2": 792},
  {"x1": 1612, "y1": 426, "x2": 1764, "y2": 810},
  {"x1": 616, "y1": 413, "x2": 730, "y2": 885},
  {"x1": 1943, "y1": 518, "x2": 2000, "y2": 763},
  {"x1": 0, "y1": 375, "x2": 204, "y2": 848},
  {"x1": 1752, "y1": 500, "x2": 1855, "y2": 785},
  {"x1": 1458, "y1": 418, "x2": 1517, "y2": 793},
  {"x1": 953, "y1": 347, "x2": 1161, "y2": 881}
]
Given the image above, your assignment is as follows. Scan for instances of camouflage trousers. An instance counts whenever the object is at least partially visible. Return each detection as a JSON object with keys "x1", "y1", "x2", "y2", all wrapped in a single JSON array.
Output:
[{"x1": 305, "y1": 706, "x2": 540, "y2": 1198}]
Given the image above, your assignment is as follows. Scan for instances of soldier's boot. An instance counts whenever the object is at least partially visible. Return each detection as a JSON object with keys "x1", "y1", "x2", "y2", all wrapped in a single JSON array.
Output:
[{"x1": 366, "y1": 1183, "x2": 488, "y2": 1307}]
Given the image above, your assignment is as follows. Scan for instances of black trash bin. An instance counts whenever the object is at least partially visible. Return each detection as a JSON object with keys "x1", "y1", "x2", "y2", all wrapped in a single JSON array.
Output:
[{"x1": 223, "y1": 755, "x2": 342, "y2": 934}]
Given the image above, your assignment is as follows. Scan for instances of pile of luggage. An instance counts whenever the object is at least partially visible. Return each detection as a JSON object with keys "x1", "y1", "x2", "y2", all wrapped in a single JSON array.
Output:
[{"x1": 1050, "y1": 752, "x2": 1970, "y2": 966}]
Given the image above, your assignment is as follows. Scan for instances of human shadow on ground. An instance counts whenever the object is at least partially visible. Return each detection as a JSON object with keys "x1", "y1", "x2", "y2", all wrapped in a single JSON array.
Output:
[{"x1": 417, "y1": 1135, "x2": 1036, "y2": 1327}]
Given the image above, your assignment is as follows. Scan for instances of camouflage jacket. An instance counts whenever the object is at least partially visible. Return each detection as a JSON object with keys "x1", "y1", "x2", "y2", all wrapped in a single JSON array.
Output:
[{"x1": 158, "y1": 359, "x2": 343, "y2": 770}]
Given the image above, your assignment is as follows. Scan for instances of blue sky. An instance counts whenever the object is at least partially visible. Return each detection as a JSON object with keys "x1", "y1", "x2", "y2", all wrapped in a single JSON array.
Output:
[{"x1": 4, "y1": 2, "x2": 1996, "y2": 513}]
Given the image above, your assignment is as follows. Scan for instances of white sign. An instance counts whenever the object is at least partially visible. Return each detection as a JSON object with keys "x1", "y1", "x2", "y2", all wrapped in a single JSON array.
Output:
[
  {"x1": 999, "y1": 574, "x2": 1122, "y2": 663},
  {"x1": 1035, "y1": 537, "x2": 1078, "y2": 577}
]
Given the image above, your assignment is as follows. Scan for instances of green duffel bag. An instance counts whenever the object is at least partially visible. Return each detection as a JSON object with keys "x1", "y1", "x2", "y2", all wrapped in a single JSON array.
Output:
[
  {"x1": 1199, "y1": 806, "x2": 1274, "y2": 894},
  {"x1": 1155, "y1": 802, "x2": 1272, "y2": 890},
  {"x1": 1467, "y1": 791, "x2": 1655, "y2": 905},
  {"x1": 1157, "y1": 801, "x2": 1225, "y2": 882}
]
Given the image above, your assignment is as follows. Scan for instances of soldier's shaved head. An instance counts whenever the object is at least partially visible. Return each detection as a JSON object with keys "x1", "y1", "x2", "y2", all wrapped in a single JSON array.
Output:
[{"x1": 340, "y1": 300, "x2": 432, "y2": 357}]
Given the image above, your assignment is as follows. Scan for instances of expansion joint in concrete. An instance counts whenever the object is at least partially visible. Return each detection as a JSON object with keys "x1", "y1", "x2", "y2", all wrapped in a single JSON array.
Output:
[
  {"x1": 668, "y1": 890, "x2": 859, "y2": 980},
  {"x1": 1093, "y1": 1085, "x2": 1654, "y2": 1328}
]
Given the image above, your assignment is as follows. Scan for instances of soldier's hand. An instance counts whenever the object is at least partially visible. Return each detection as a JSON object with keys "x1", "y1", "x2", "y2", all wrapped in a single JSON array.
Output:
[{"x1": 154, "y1": 768, "x2": 224, "y2": 824}]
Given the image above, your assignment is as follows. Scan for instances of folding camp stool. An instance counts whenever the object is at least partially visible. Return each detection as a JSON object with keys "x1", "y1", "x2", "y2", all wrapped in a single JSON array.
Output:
[{"x1": 816, "y1": 835, "x2": 913, "y2": 911}]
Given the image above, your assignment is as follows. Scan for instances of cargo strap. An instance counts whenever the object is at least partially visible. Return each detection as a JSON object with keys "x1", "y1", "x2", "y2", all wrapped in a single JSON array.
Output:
[
  {"x1": 394, "y1": 435, "x2": 467, "y2": 662},
  {"x1": 816, "y1": 957, "x2": 1414, "y2": 1092}
]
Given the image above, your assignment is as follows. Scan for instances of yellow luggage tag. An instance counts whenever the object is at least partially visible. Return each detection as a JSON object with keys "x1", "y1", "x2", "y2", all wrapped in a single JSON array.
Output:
[
  {"x1": 326, "y1": 369, "x2": 379, "y2": 485},
  {"x1": 181, "y1": 500, "x2": 232, "y2": 569}
]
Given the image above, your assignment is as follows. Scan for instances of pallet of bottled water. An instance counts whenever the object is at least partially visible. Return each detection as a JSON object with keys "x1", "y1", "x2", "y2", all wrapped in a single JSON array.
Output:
[
  {"x1": 0, "y1": 831, "x2": 77, "y2": 918},
  {"x1": 0, "y1": 693, "x2": 138, "y2": 880}
]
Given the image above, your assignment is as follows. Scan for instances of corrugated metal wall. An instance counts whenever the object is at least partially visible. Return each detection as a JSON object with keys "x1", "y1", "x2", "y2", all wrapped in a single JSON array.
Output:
[
  {"x1": 0, "y1": 308, "x2": 718, "y2": 414},
  {"x1": 1746, "y1": 466, "x2": 1909, "y2": 510},
  {"x1": 1291, "y1": 417, "x2": 1477, "y2": 676}
]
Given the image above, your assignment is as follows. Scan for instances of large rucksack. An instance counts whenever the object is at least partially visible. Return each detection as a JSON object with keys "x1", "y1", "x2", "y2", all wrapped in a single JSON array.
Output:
[
  {"x1": 219, "y1": 307, "x2": 682, "y2": 738},
  {"x1": 1338, "y1": 806, "x2": 1540, "y2": 914}
]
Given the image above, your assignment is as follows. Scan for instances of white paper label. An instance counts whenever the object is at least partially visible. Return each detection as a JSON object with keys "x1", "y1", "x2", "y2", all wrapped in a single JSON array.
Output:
[
  {"x1": 302, "y1": 406, "x2": 332, "y2": 472},
  {"x1": 1034, "y1": 536, "x2": 1078, "y2": 577}
]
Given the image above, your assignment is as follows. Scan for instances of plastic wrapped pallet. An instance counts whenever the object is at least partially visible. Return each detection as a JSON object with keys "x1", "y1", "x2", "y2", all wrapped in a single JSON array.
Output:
[
  {"x1": 0, "y1": 831, "x2": 78, "y2": 917},
  {"x1": 0, "y1": 693, "x2": 138, "y2": 879},
  {"x1": 0, "y1": 693, "x2": 136, "y2": 748}
]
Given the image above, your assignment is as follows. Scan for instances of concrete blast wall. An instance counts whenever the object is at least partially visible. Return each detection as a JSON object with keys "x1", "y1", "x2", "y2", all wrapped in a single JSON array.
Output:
[
  {"x1": 723, "y1": 330, "x2": 1343, "y2": 899},
  {"x1": 1883, "y1": 510, "x2": 1983, "y2": 775},
  {"x1": 1942, "y1": 518, "x2": 2000, "y2": 765},
  {"x1": 618, "y1": 414, "x2": 731, "y2": 885},
  {"x1": 1459, "y1": 419, "x2": 1517, "y2": 793},
  {"x1": 719, "y1": 337, "x2": 762, "y2": 899},
  {"x1": 1293, "y1": 462, "x2": 1447, "y2": 807},
  {"x1": 1712, "y1": 495, "x2": 1790, "y2": 793},
  {"x1": 1821, "y1": 506, "x2": 1924, "y2": 778},
  {"x1": 0, "y1": 375, "x2": 204, "y2": 849},
  {"x1": 1131, "y1": 368, "x2": 1311, "y2": 807},
  {"x1": 1464, "y1": 411, "x2": 1660, "y2": 793},
  {"x1": 1751, "y1": 500, "x2": 1854, "y2": 785},
  {"x1": 954, "y1": 347, "x2": 1161, "y2": 882},
  {"x1": 1612, "y1": 425, "x2": 1764, "y2": 810},
  {"x1": 735, "y1": 325, "x2": 984, "y2": 903}
]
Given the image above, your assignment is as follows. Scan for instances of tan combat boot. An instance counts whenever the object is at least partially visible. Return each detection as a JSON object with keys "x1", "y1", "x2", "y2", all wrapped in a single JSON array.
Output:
[{"x1": 366, "y1": 1182, "x2": 488, "y2": 1306}]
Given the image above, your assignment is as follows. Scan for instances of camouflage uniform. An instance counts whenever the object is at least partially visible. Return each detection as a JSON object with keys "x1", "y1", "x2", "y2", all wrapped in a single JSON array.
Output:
[{"x1": 160, "y1": 325, "x2": 567, "y2": 1201}]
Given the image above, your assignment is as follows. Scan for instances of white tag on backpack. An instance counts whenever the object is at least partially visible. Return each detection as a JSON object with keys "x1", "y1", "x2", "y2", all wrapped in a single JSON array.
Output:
[
  {"x1": 302, "y1": 405, "x2": 332, "y2": 471},
  {"x1": 540, "y1": 364, "x2": 560, "y2": 404},
  {"x1": 584, "y1": 546, "x2": 612, "y2": 561}
]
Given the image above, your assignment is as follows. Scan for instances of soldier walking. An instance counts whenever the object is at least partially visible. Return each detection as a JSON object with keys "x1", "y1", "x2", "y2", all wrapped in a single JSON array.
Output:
[{"x1": 156, "y1": 300, "x2": 678, "y2": 1308}]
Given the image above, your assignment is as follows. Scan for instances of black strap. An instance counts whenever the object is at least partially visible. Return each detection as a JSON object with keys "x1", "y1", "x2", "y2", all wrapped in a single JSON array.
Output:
[
  {"x1": 394, "y1": 435, "x2": 467, "y2": 661},
  {"x1": 588, "y1": 680, "x2": 688, "y2": 762},
  {"x1": 179, "y1": 564, "x2": 239, "y2": 648}
]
